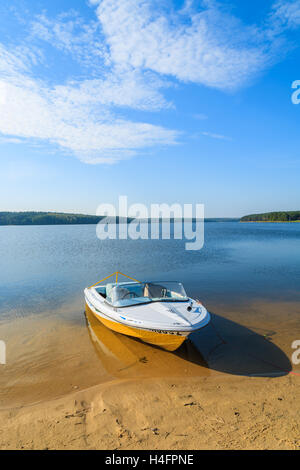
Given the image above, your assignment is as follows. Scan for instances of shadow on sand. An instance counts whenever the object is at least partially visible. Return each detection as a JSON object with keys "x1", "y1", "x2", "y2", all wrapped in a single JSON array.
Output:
[
  {"x1": 85, "y1": 309, "x2": 292, "y2": 379},
  {"x1": 184, "y1": 312, "x2": 292, "y2": 377}
]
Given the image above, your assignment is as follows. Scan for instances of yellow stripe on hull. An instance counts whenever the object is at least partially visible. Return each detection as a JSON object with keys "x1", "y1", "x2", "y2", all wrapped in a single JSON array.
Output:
[{"x1": 85, "y1": 303, "x2": 187, "y2": 352}]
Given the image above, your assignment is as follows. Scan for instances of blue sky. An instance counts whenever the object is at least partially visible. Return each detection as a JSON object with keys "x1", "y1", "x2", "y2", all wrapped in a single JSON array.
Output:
[{"x1": 0, "y1": 0, "x2": 300, "y2": 217}]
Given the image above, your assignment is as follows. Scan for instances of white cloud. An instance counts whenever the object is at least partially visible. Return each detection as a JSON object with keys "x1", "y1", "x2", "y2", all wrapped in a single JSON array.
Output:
[
  {"x1": 0, "y1": 72, "x2": 177, "y2": 163},
  {"x1": 0, "y1": 14, "x2": 177, "y2": 164},
  {"x1": 0, "y1": 44, "x2": 31, "y2": 78},
  {"x1": 30, "y1": 12, "x2": 107, "y2": 72},
  {"x1": 51, "y1": 70, "x2": 172, "y2": 111},
  {"x1": 1, "y1": 1, "x2": 300, "y2": 164},
  {"x1": 0, "y1": 5, "x2": 180, "y2": 164},
  {"x1": 93, "y1": 0, "x2": 275, "y2": 91},
  {"x1": 271, "y1": 0, "x2": 300, "y2": 29}
]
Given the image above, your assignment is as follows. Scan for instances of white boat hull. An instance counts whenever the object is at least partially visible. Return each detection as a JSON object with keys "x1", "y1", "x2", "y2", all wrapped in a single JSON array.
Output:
[{"x1": 84, "y1": 287, "x2": 210, "y2": 351}]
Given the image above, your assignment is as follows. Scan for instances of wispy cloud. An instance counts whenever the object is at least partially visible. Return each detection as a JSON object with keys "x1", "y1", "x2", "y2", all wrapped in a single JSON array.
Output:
[
  {"x1": 94, "y1": 0, "x2": 276, "y2": 90},
  {"x1": 271, "y1": 0, "x2": 300, "y2": 29},
  {"x1": 30, "y1": 11, "x2": 107, "y2": 72},
  {"x1": 0, "y1": 1, "x2": 300, "y2": 164},
  {"x1": 0, "y1": 70, "x2": 177, "y2": 163},
  {"x1": 0, "y1": 11, "x2": 176, "y2": 163},
  {"x1": 202, "y1": 131, "x2": 232, "y2": 141}
]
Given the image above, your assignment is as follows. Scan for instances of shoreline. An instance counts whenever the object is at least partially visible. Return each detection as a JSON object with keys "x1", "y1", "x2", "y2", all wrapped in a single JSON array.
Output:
[
  {"x1": 0, "y1": 298, "x2": 299, "y2": 449},
  {"x1": 240, "y1": 220, "x2": 300, "y2": 223}
]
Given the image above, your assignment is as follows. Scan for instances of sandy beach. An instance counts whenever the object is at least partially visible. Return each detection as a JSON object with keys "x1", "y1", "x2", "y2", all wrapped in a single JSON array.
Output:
[
  {"x1": 0, "y1": 373, "x2": 299, "y2": 450},
  {"x1": 0, "y1": 299, "x2": 299, "y2": 450}
]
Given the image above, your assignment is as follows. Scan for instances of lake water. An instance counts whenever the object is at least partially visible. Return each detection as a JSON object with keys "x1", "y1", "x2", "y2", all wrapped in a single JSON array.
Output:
[
  {"x1": 0, "y1": 222, "x2": 299, "y2": 318},
  {"x1": 0, "y1": 222, "x2": 299, "y2": 406}
]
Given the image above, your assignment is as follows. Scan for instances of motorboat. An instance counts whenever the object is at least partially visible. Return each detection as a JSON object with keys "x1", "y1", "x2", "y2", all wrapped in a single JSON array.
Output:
[{"x1": 84, "y1": 272, "x2": 210, "y2": 351}]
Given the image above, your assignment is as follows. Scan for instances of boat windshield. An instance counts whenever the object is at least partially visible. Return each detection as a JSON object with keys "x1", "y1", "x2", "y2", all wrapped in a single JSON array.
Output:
[{"x1": 104, "y1": 281, "x2": 188, "y2": 307}]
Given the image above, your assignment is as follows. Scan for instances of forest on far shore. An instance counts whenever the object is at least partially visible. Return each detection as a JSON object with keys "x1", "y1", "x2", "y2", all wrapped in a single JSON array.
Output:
[{"x1": 241, "y1": 211, "x2": 300, "y2": 222}]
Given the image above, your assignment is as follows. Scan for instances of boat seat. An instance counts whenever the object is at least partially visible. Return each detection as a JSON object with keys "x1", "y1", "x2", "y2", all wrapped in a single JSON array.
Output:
[
  {"x1": 144, "y1": 283, "x2": 167, "y2": 299},
  {"x1": 111, "y1": 286, "x2": 132, "y2": 303}
]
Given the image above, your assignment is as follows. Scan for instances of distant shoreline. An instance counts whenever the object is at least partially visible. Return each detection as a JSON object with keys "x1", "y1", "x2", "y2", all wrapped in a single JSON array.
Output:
[
  {"x1": 240, "y1": 220, "x2": 300, "y2": 223},
  {"x1": 0, "y1": 211, "x2": 239, "y2": 226},
  {"x1": 240, "y1": 210, "x2": 300, "y2": 223},
  {"x1": 1, "y1": 210, "x2": 300, "y2": 226}
]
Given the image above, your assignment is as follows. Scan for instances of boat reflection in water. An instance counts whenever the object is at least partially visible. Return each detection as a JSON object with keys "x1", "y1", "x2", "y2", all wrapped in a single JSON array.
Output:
[
  {"x1": 85, "y1": 306, "x2": 292, "y2": 379},
  {"x1": 84, "y1": 306, "x2": 211, "y2": 380}
]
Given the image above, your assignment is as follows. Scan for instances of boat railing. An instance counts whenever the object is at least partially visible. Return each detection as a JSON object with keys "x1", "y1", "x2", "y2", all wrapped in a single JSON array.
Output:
[{"x1": 89, "y1": 271, "x2": 141, "y2": 288}]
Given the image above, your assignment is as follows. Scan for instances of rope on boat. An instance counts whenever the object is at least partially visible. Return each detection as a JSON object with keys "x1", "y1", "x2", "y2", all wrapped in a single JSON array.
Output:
[{"x1": 89, "y1": 271, "x2": 141, "y2": 288}]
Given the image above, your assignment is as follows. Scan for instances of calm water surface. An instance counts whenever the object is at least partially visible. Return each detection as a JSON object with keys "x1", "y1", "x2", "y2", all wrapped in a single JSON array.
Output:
[
  {"x1": 0, "y1": 222, "x2": 299, "y2": 318},
  {"x1": 0, "y1": 222, "x2": 299, "y2": 406}
]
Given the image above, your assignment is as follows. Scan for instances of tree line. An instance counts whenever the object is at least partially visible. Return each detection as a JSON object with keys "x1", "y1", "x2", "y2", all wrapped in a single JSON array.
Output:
[
  {"x1": 0, "y1": 212, "x2": 106, "y2": 225},
  {"x1": 241, "y1": 211, "x2": 300, "y2": 222}
]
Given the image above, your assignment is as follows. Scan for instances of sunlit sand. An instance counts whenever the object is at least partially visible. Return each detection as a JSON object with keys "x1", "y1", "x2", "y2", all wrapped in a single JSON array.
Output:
[{"x1": 0, "y1": 298, "x2": 299, "y2": 449}]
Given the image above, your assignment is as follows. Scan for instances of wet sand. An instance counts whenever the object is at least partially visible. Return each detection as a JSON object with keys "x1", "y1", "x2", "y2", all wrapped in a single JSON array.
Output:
[{"x1": 0, "y1": 299, "x2": 299, "y2": 449}]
